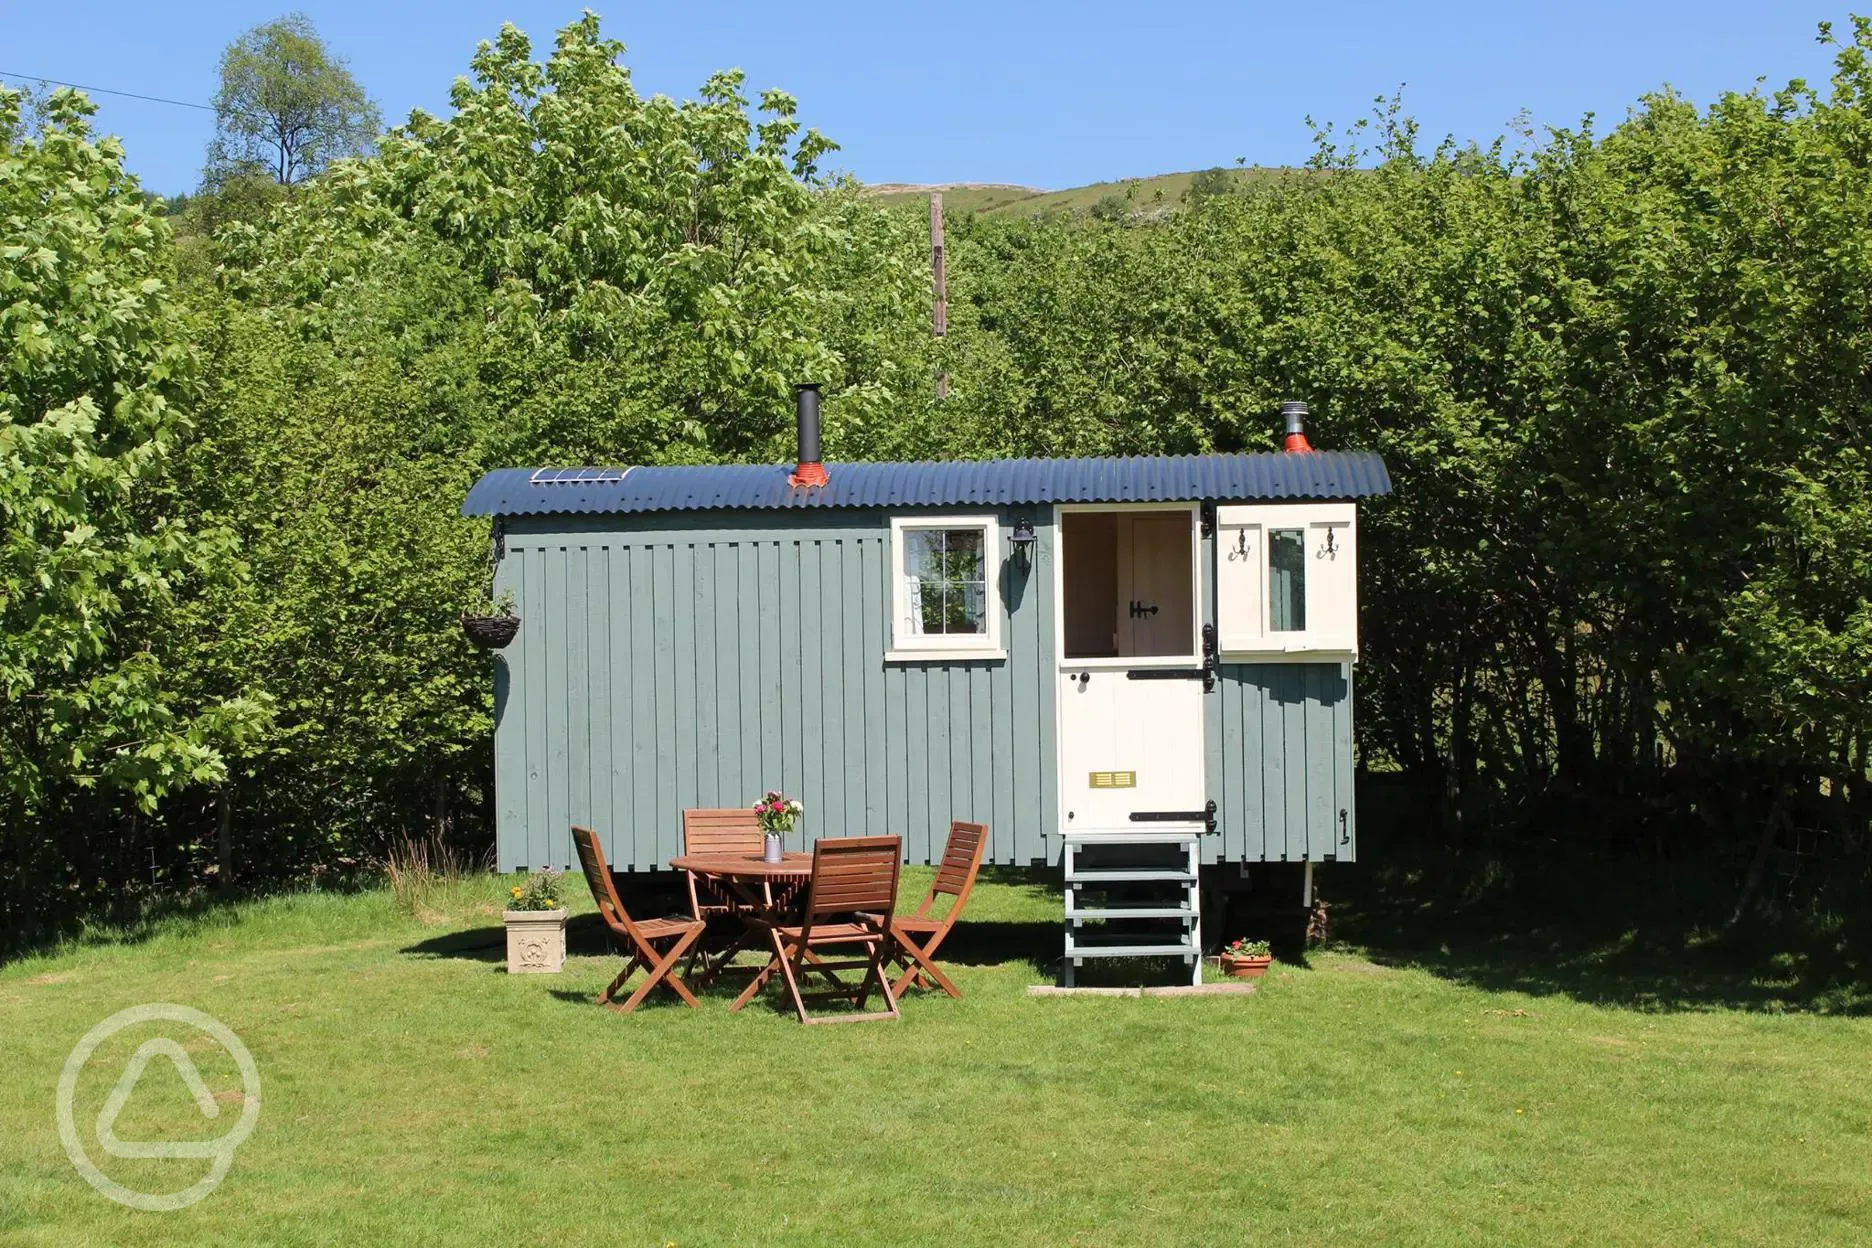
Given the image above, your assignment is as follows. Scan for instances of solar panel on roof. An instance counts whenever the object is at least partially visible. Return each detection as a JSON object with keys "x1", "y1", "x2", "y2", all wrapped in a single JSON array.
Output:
[{"x1": 528, "y1": 467, "x2": 631, "y2": 486}]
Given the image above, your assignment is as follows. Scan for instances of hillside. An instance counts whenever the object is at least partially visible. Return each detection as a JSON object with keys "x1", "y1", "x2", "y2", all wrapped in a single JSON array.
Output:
[
  {"x1": 867, "y1": 167, "x2": 1294, "y2": 218},
  {"x1": 860, "y1": 182, "x2": 1045, "y2": 214}
]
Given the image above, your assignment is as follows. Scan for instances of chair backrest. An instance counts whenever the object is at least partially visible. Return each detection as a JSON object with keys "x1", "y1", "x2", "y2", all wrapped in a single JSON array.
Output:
[
  {"x1": 571, "y1": 825, "x2": 639, "y2": 941},
  {"x1": 803, "y1": 836, "x2": 901, "y2": 928},
  {"x1": 683, "y1": 807, "x2": 763, "y2": 857},
  {"x1": 912, "y1": 821, "x2": 988, "y2": 923},
  {"x1": 933, "y1": 821, "x2": 988, "y2": 897}
]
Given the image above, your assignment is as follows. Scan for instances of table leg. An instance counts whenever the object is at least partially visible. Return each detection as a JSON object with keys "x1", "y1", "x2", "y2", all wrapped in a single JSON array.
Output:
[
  {"x1": 698, "y1": 918, "x2": 763, "y2": 986},
  {"x1": 729, "y1": 927, "x2": 788, "y2": 1011}
]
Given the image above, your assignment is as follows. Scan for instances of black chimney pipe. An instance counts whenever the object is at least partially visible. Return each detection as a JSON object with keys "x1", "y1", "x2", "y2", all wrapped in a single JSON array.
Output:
[
  {"x1": 1280, "y1": 400, "x2": 1313, "y2": 453},
  {"x1": 790, "y1": 383, "x2": 827, "y2": 487},
  {"x1": 796, "y1": 384, "x2": 822, "y2": 462}
]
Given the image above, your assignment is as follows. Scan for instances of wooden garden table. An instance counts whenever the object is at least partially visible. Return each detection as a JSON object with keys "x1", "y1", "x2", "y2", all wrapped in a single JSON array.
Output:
[
  {"x1": 669, "y1": 851, "x2": 812, "y2": 981},
  {"x1": 670, "y1": 850, "x2": 811, "y2": 900}
]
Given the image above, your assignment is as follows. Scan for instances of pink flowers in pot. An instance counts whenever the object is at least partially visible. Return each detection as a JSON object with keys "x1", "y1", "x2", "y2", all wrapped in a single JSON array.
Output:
[{"x1": 754, "y1": 790, "x2": 803, "y2": 834}]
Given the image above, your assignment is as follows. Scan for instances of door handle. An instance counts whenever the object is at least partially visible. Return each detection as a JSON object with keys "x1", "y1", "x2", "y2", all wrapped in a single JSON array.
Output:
[{"x1": 1127, "y1": 600, "x2": 1159, "y2": 618}]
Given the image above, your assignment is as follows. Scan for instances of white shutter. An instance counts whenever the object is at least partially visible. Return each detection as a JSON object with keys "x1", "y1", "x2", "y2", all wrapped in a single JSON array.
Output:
[
  {"x1": 1305, "y1": 513, "x2": 1357, "y2": 653},
  {"x1": 1215, "y1": 503, "x2": 1358, "y2": 658},
  {"x1": 1214, "y1": 515, "x2": 1265, "y2": 653}
]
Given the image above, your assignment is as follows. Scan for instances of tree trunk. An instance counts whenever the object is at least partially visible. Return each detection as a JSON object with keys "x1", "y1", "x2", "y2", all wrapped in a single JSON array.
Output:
[
  {"x1": 1726, "y1": 796, "x2": 1788, "y2": 931},
  {"x1": 1541, "y1": 627, "x2": 1591, "y2": 788},
  {"x1": 217, "y1": 790, "x2": 233, "y2": 888}
]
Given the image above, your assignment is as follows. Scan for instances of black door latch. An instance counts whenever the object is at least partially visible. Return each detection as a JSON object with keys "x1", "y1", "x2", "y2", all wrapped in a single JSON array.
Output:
[{"x1": 1130, "y1": 800, "x2": 1219, "y2": 835}]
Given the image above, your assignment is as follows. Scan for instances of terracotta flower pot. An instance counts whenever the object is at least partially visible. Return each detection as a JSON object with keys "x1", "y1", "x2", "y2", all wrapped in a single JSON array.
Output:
[{"x1": 1220, "y1": 953, "x2": 1273, "y2": 979}]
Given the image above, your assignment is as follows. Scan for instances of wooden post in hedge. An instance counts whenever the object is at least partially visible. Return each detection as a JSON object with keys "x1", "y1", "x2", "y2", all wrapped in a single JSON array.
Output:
[
  {"x1": 931, "y1": 192, "x2": 948, "y2": 399},
  {"x1": 217, "y1": 791, "x2": 233, "y2": 887}
]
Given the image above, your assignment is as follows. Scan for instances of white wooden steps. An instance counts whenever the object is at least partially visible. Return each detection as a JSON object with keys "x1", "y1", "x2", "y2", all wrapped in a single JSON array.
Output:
[{"x1": 1061, "y1": 830, "x2": 1203, "y2": 987}]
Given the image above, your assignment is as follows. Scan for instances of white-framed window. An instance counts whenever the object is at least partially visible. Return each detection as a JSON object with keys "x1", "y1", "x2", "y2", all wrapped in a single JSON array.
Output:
[
  {"x1": 888, "y1": 515, "x2": 1004, "y2": 661},
  {"x1": 1214, "y1": 502, "x2": 1358, "y2": 657}
]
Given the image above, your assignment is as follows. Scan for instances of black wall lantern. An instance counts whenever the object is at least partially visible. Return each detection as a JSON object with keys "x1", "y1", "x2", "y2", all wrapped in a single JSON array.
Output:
[{"x1": 1008, "y1": 519, "x2": 1037, "y2": 571}]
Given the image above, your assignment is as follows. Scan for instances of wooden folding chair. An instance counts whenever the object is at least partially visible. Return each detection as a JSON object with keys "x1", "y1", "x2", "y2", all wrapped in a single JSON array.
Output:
[
  {"x1": 680, "y1": 807, "x2": 766, "y2": 921},
  {"x1": 681, "y1": 807, "x2": 786, "y2": 984},
  {"x1": 730, "y1": 836, "x2": 902, "y2": 1025},
  {"x1": 887, "y1": 820, "x2": 987, "y2": 999},
  {"x1": 570, "y1": 825, "x2": 706, "y2": 1013}
]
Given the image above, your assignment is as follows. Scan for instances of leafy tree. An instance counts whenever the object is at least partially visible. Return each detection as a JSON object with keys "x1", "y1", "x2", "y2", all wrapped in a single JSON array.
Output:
[
  {"x1": 0, "y1": 87, "x2": 266, "y2": 941},
  {"x1": 164, "y1": 172, "x2": 288, "y2": 291},
  {"x1": 177, "y1": 245, "x2": 491, "y2": 874},
  {"x1": 221, "y1": 16, "x2": 889, "y2": 465},
  {"x1": 1187, "y1": 166, "x2": 1235, "y2": 201},
  {"x1": 934, "y1": 27, "x2": 1872, "y2": 881},
  {"x1": 0, "y1": 78, "x2": 53, "y2": 144},
  {"x1": 207, "y1": 12, "x2": 382, "y2": 186},
  {"x1": 172, "y1": 15, "x2": 936, "y2": 875},
  {"x1": 23, "y1": 2, "x2": 1859, "y2": 935}
]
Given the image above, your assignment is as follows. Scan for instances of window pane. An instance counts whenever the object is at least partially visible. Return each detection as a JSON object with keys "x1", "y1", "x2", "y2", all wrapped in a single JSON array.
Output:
[
  {"x1": 904, "y1": 530, "x2": 943, "y2": 580},
  {"x1": 917, "y1": 581, "x2": 947, "y2": 634},
  {"x1": 944, "y1": 530, "x2": 983, "y2": 581},
  {"x1": 952, "y1": 582, "x2": 986, "y2": 634},
  {"x1": 1269, "y1": 528, "x2": 1307, "y2": 632},
  {"x1": 899, "y1": 524, "x2": 993, "y2": 642}
]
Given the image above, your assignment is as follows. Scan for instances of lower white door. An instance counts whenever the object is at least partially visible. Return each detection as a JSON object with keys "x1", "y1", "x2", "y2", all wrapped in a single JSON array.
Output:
[{"x1": 1058, "y1": 667, "x2": 1207, "y2": 834}]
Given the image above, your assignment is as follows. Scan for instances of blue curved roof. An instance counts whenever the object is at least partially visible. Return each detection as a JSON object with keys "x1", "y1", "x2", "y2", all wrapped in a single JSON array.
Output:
[{"x1": 461, "y1": 451, "x2": 1390, "y2": 518}]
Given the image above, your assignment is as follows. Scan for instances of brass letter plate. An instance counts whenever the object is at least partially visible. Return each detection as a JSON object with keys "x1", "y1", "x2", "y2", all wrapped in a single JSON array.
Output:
[{"x1": 1089, "y1": 771, "x2": 1137, "y2": 789}]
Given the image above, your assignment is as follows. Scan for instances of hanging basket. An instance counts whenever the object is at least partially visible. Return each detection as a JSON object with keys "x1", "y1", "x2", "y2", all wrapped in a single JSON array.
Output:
[{"x1": 462, "y1": 613, "x2": 521, "y2": 650}]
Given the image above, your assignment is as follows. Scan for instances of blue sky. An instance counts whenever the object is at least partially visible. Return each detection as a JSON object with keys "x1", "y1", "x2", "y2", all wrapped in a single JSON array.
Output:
[{"x1": 0, "y1": 1, "x2": 1843, "y2": 197}]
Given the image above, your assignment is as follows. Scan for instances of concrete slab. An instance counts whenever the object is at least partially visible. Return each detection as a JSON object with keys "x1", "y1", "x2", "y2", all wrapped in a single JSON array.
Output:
[{"x1": 1026, "y1": 981, "x2": 1258, "y2": 998}]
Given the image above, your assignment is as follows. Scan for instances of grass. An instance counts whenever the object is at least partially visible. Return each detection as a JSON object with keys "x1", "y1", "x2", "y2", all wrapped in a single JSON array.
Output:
[
  {"x1": 867, "y1": 167, "x2": 1298, "y2": 220},
  {"x1": 4, "y1": 868, "x2": 1872, "y2": 1245}
]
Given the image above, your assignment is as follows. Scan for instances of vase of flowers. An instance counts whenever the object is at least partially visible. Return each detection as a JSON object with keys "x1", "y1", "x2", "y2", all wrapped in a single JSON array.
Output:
[
  {"x1": 754, "y1": 790, "x2": 803, "y2": 863},
  {"x1": 503, "y1": 869, "x2": 566, "y2": 974}
]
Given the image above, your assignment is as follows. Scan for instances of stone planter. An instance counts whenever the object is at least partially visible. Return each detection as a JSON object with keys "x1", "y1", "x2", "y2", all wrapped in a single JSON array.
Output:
[
  {"x1": 504, "y1": 908, "x2": 568, "y2": 974},
  {"x1": 1219, "y1": 953, "x2": 1273, "y2": 980}
]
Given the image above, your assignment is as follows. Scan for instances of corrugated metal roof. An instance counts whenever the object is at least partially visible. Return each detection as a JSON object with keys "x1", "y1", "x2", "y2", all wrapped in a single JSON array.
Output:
[{"x1": 461, "y1": 451, "x2": 1391, "y2": 517}]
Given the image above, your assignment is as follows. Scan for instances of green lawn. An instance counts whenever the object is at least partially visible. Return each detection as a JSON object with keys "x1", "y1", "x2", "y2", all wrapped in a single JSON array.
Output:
[{"x1": 4, "y1": 870, "x2": 1871, "y2": 1246}]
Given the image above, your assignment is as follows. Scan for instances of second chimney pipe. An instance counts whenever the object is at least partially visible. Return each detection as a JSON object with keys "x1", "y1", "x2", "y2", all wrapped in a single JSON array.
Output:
[
  {"x1": 790, "y1": 383, "x2": 828, "y2": 487},
  {"x1": 1281, "y1": 400, "x2": 1314, "y2": 453}
]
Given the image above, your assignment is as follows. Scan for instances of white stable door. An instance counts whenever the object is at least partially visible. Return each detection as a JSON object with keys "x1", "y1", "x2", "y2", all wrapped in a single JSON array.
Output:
[
  {"x1": 1057, "y1": 508, "x2": 1207, "y2": 834},
  {"x1": 1058, "y1": 669, "x2": 1207, "y2": 833}
]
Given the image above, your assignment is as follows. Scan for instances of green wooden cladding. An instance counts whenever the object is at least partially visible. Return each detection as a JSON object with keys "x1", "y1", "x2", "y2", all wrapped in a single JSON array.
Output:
[
  {"x1": 1206, "y1": 664, "x2": 1355, "y2": 861},
  {"x1": 490, "y1": 508, "x2": 1354, "y2": 871},
  {"x1": 493, "y1": 511, "x2": 1058, "y2": 872}
]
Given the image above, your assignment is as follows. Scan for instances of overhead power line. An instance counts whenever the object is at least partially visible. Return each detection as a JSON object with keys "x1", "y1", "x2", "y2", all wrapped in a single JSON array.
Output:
[{"x1": 0, "y1": 71, "x2": 216, "y2": 113}]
